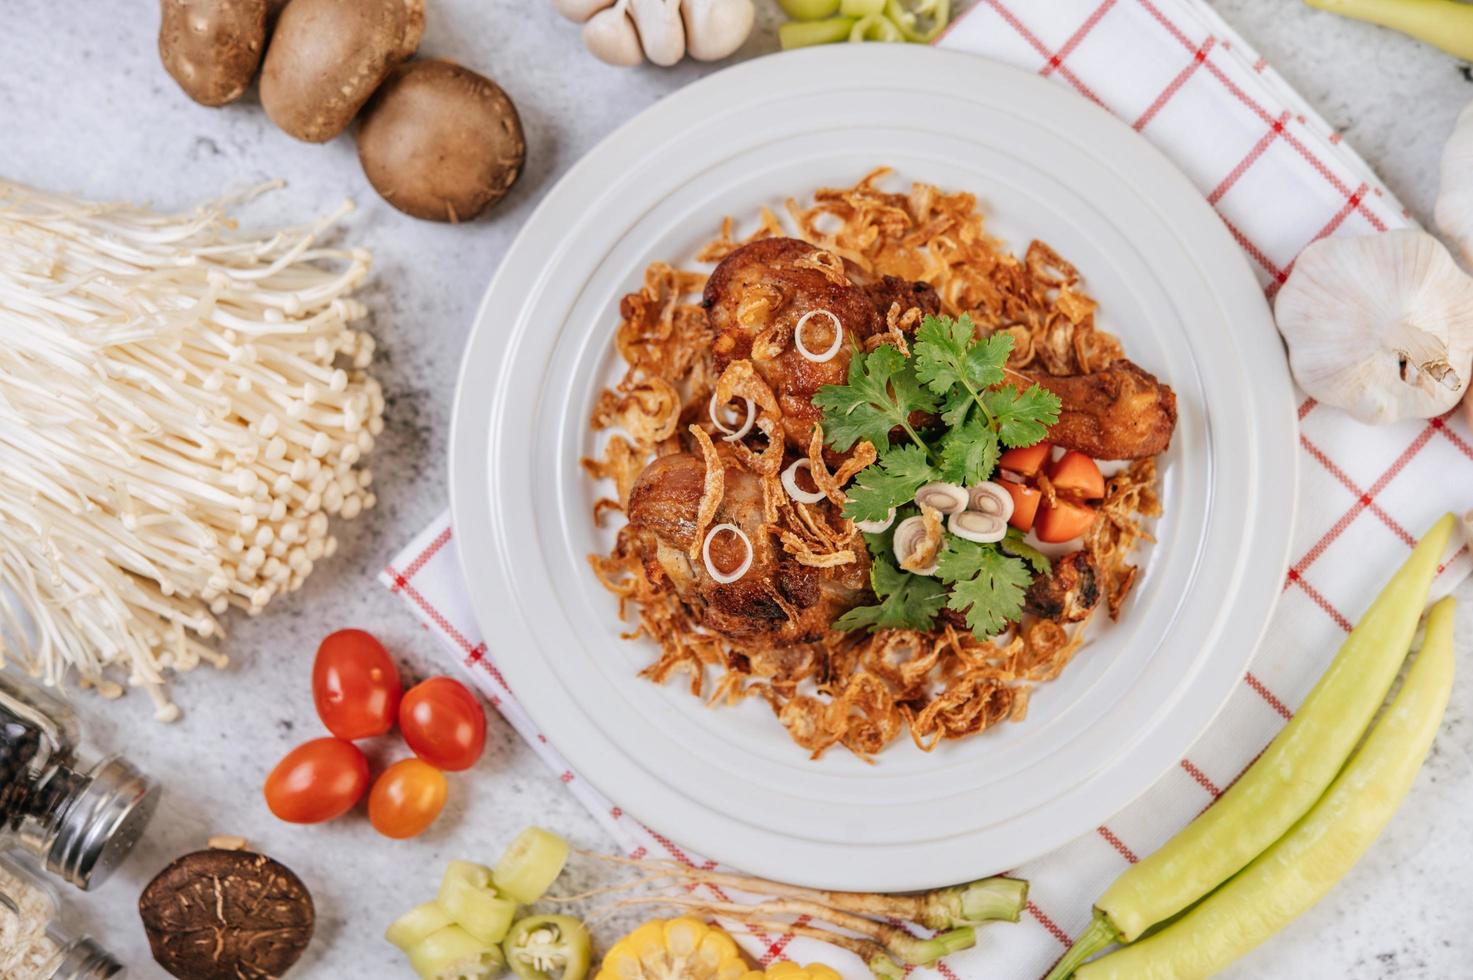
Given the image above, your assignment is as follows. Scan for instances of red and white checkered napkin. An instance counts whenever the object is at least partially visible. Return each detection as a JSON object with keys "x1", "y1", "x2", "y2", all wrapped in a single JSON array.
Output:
[{"x1": 385, "y1": 2, "x2": 1473, "y2": 975}]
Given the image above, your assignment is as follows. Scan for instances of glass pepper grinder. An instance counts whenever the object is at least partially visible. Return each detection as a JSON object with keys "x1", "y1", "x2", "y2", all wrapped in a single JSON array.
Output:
[
  {"x1": 0, "y1": 673, "x2": 159, "y2": 890},
  {"x1": 0, "y1": 854, "x2": 124, "y2": 979}
]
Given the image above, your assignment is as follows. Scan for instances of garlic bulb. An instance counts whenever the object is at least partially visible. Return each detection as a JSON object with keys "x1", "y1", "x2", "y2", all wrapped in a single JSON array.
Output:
[
  {"x1": 556, "y1": 0, "x2": 752, "y2": 67},
  {"x1": 1275, "y1": 230, "x2": 1473, "y2": 424},
  {"x1": 1436, "y1": 97, "x2": 1473, "y2": 267}
]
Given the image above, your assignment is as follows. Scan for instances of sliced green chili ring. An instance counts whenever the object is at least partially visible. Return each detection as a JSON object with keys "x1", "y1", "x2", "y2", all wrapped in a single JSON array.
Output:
[
  {"x1": 778, "y1": 0, "x2": 842, "y2": 18},
  {"x1": 408, "y1": 925, "x2": 506, "y2": 980},
  {"x1": 840, "y1": 0, "x2": 887, "y2": 16},
  {"x1": 849, "y1": 12, "x2": 905, "y2": 41},
  {"x1": 501, "y1": 915, "x2": 592, "y2": 980},
  {"x1": 440, "y1": 877, "x2": 519, "y2": 945},
  {"x1": 779, "y1": 16, "x2": 858, "y2": 48},
  {"x1": 885, "y1": 0, "x2": 951, "y2": 42},
  {"x1": 386, "y1": 901, "x2": 456, "y2": 952}
]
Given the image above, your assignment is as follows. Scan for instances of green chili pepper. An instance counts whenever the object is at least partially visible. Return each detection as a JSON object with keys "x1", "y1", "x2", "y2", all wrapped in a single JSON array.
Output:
[
  {"x1": 779, "y1": 16, "x2": 858, "y2": 48},
  {"x1": 1076, "y1": 596, "x2": 1458, "y2": 979},
  {"x1": 1046, "y1": 514, "x2": 1456, "y2": 979},
  {"x1": 779, "y1": 0, "x2": 842, "y2": 18},
  {"x1": 885, "y1": 0, "x2": 951, "y2": 42},
  {"x1": 502, "y1": 915, "x2": 591, "y2": 980},
  {"x1": 849, "y1": 13, "x2": 905, "y2": 42},
  {"x1": 840, "y1": 0, "x2": 887, "y2": 16}
]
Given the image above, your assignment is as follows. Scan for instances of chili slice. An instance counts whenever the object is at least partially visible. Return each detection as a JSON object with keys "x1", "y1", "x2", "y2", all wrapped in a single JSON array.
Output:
[{"x1": 502, "y1": 915, "x2": 591, "y2": 980}]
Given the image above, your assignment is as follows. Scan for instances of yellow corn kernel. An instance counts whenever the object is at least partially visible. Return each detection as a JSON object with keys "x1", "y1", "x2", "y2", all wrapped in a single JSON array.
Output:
[
  {"x1": 765, "y1": 964, "x2": 843, "y2": 980},
  {"x1": 595, "y1": 918, "x2": 751, "y2": 980}
]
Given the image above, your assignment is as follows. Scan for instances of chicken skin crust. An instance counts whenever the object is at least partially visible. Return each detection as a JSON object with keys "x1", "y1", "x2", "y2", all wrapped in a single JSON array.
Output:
[{"x1": 1019, "y1": 360, "x2": 1177, "y2": 460}]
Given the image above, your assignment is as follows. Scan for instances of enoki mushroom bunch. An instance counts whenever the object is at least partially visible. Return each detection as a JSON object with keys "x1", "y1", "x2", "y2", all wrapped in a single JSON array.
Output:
[{"x1": 0, "y1": 180, "x2": 382, "y2": 718}]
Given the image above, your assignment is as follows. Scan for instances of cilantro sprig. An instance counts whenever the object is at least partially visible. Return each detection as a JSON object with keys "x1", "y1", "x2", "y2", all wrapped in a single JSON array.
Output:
[{"x1": 815, "y1": 314, "x2": 1063, "y2": 642}]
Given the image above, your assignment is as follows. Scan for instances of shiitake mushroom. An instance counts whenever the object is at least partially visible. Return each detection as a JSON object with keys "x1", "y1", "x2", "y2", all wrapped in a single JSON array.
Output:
[
  {"x1": 355, "y1": 60, "x2": 526, "y2": 223},
  {"x1": 260, "y1": 0, "x2": 424, "y2": 142},
  {"x1": 158, "y1": 0, "x2": 269, "y2": 107},
  {"x1": 139, "y1": 845, "x2": 315, "y2": 980}
]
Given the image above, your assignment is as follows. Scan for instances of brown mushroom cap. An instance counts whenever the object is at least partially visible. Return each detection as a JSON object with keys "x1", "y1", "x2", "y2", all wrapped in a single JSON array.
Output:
[
  {"x1": 139, "y1": 848, "x2": 315, "y2": 980},
  {"x1": 259, "y1": 0, "x2": 424, "y2": 142},
  {"x1": 356, "y1": 60, "x2": 527, "y2": 223},
  {"x1": 158, "y1": 0, "x2": 269, "y2": 107}
]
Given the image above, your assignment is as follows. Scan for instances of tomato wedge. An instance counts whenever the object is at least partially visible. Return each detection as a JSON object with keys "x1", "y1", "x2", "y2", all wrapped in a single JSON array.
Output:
[
  {"x1": 1048, "y1": 451, "x2": 1106, "y2": 500},
  {"x1": 1036, "y1": 499, "x2": 1098, "y2": 543},
  {"x1": 1001, "y1": 480, "x2": 1042, "y2": 533},
  {"x1": 999, "y1": 442, "x2": 1051, "y2": 478}
]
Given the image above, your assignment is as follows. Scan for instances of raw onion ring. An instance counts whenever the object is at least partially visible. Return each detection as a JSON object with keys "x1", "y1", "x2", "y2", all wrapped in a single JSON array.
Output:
[
  {"x1": 707, "y1": 390, "x2": 755, "y2": 442},
  {"x1": 781, "y1": 459, "x2": 827, "y2": 504},
  {"x1": 794, "y1": 309, "x2": 843, "y2": 363},
  {"x1": 702, "y1": 523, "x2": 753, "y2": 584}
]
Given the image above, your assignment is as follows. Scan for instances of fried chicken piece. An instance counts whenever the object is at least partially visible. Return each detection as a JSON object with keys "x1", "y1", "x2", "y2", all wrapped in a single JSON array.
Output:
[
  {"x1": 705, "y1": 238, "x2": 885, "y2": 451},
  {"x1": 1023, "y1": 551, "x2": 1101, "y2": 623},
  {"x1": 864, "y1": 275, "x2": 941, "y2": 321},
  {"x1": 626, "y1": 452, "x2": 869, "y2": 643},
  {"x1": 1019, "y1": 360, "x2": 1177, "y2": 459}
]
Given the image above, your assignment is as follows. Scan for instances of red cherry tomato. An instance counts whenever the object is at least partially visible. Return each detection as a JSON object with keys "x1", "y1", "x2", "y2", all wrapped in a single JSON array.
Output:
[
  {"x1": 1047, "y1": 451, "x2": 1106, "y2": 500},
  {"x1": 264, "y1": 737, "x2": 369, "y2": 824},
  {"x1": 1036, "y1": 499, "x2": 1098, "y2": 543},
  {"x1": 998, "y1": 442, "x2": 1051, "y2": 478},
  {"x1": 399, "y1": 677, "x2": 487, "y2": 772},
  {"x1": 1001, "y1": 480, "x2": 1042, "y2": 532},
  {"x1": 312, "y1": 629, "x2": 402, "y2": 740},
  {"x1": 368, "y1": 758, "x2": 448, "y2": 839}
]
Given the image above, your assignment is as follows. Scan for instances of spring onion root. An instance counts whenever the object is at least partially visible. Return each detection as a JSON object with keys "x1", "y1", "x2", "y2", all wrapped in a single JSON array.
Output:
[
  {"x1": 0, "y1": 180, "x2": 382, "y2": 717},
  {"x1": 619, "y1": 895, "x2": 975, "y2": 965},
  {"x1": 582, "y1": 852, "x2": 1027, "y2": 928},
  {"x1": 1076, "y1": 596, "x2": 1457, "y2": 979},
  {"x1": 1046, "y1": 514, "x2": 1456, "y2": 980}
]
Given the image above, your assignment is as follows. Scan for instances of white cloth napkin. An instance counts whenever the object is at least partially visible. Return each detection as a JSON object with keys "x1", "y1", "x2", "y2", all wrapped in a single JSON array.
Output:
[{"x1": 385, "y1": 1, "x2": 1473, "y2": 975}]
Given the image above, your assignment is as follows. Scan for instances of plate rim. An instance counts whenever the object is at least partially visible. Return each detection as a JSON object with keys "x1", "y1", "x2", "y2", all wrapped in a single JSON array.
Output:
[{"x1": 449, "y1": 45, "x2": 1298, "y2": 889}]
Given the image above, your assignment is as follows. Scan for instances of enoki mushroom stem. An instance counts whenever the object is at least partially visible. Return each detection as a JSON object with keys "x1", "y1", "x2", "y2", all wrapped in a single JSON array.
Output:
[{"x1": 0, "y1": 179, "x2": 382, "y2": 716}]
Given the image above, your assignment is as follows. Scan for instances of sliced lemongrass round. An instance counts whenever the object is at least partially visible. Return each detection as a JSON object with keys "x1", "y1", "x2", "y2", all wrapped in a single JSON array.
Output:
[
  {"x1": 854, "y1": 507, "x2": 896, "y2": 533},
  {"x1": 950, "y1": 510, "x2": 1008, "y2": 544},
  {"x1": 794, "y1": 309, "x2": 844, "y2": 363},
  {"x1": 967, "y1": 481, "x2": 1015, "y2": 522},
  {"x1": 707, "y1": 390, "x2": 755, "y2": 442},
  {"x1": 915, "y1": 481, "x2": 969, "y2": 515},
  {"x1": 781, "y1": 459, "x2": 827, "y2": 504},
  {"x1": 702, "y1": 523, "x2": 753, "y2": 584}
]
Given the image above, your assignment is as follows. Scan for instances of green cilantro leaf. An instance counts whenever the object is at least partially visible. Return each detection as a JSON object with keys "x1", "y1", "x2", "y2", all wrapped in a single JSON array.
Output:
[
  {"x1": 912, "y1": 315, "x2": 1012, "y2": 397},
  {"x1": 833, "y1": 557, "x2": 948, "y2": 633},
  {"x1": 814, "y1": 345, "x2": 938, "y2": 452},
  {"x1": 938, "y1": 416, "x2": 1000, "y2": 486},
  {"x1": 939, "y1": 386, "x2": 974, "y2": 428},
  {"x1": 1000, "y1": 529, "x2": 1051, "y2": 576},
  {"x1": 983, "y1": 383, "x2": 1061, "y2": 448},
  {"x1": 936, "y1": 539, "x2": 1034, "y2": 639},
  {"x1": 842, "y1": 445, "x2": 938, "y2": 524}
]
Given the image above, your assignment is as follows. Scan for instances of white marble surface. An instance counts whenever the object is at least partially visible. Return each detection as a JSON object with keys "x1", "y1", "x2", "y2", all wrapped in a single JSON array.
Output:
[{"x1": 1, "y1": 1, "x2": 1470, "y2": 977}]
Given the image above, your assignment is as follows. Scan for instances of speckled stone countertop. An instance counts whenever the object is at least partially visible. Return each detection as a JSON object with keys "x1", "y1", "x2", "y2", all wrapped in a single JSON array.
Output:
[{"x1": 1, "y1": 1, "x2": 1469, "y2": 977}]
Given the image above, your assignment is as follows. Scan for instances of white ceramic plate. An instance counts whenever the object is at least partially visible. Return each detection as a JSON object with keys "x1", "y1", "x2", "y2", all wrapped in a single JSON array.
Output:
[{"x1": 450, "y1": 45, "x2": 1296, "y2": 890}]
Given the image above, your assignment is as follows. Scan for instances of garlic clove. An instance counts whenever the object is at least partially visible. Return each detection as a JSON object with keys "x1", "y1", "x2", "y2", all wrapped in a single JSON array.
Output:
[
  {"x1": 554, "y1": 0, "x2": 615, "y2": 22},
  {"x1": 1436, "y1": 97, "x2": 1473, "y2": 267},
  {"x1": 582, "y1": 4, "x2": 645, "y2": 66},
  {"x1": 680, "y1": 0, "x2": 755, "y2": 61},
  {"x1": 914, "y1": 481, "x2": 968, "y2": 515},
  {"x1": 949, "y1": 510, "x2": 1007, "y2": 544},
  {"x1": 629, "y1": 0, "x2": 686, "y2": 67},
  {"x1": 1274, "y1": 230, "x2": 1473, "y2": 425}
]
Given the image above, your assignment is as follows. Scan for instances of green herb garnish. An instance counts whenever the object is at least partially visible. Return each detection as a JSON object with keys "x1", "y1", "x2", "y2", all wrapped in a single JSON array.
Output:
[{"x1": 816, "y1": 314, "x2": 1062, "y2": 641}]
